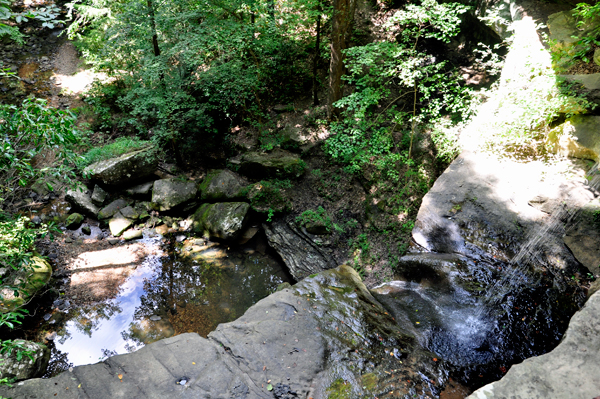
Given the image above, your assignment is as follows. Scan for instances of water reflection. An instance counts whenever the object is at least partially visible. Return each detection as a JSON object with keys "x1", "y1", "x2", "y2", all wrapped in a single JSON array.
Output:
[{"x1": 52, "y1": 233, "x2": 290, "y2": 368}]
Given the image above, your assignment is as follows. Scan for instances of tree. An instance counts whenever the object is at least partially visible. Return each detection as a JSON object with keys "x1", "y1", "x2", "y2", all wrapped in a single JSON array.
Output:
[{"x1": 327, "y1": 0, "x2": 356, "y2": 119}]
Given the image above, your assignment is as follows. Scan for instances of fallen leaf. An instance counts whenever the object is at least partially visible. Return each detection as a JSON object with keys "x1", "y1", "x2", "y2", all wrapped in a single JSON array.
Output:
[
  {"x1": 267, "y1": 383, "x2": 273, "y2": 391},
  {"x1": 118, "y1": 374, "x2": 123, "y2": 380}
]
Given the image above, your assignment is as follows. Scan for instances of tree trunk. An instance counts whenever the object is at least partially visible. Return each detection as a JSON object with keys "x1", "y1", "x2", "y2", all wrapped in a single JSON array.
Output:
[
  {"x1": 327, "y1": 0, "x2": 356, "y2": 119},
  {"x1": 147, "y1": 0, "x2": 161, "y2": 57},
  {"x1": 313, "y1": 4, "x2": 321, "y2": 106}
]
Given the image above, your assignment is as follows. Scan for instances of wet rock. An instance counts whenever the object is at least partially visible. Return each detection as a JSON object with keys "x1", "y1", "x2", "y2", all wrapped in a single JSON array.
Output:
[
  {"x1": 152, "y1": 178, "x2": 198, "y2": 211},
  {"x1": 65, "y1": 186, "x2": 99, "y2": 217},
  {"x1": 122, "y1": 229, "x2": 143, "y2": 241},
  {"x1": 0, "y1": 340, "x2": 49, "y2": 381},
  {"x1": 198, "y1": 169, "x2": 247, "y2": 202},
  {"x1": 91, "y1": 184, "x2": 108, "y2": 206},
  {"x1": 64, "y1": 213, "x2": 84, "y2": 230},
  {"x1": 192, "y1": 202, "x2": 250, "y2": 241},
  {"x1": 468, "y1": 290, "x2": 600, "y2": 399},
  {"x1": 0, "y1": 257, "x2": 52, "y2": 313},
  {"x1": 263, "y1": 217, "x2": 336, "y2": 280},
  {"x1": 0, "y1": 266, "x2": 420, "y2": 399},
  {"x1": 563, "y1": 197, "x2": 600, "y2": 275},
  {"x1": 238, "y1": 149, "x2": 305, "y2": 179},
  {"x1": 83, "y1": 146, "x2": 158, "y2": 186},
  {"x1": 98, "y1": 199, "x2": 130, "y2": 220},
  {"x1": 126, "y1": 181, "x2": 154, "y2": 197},
  {"x1": 109, "y1": 212, "x2": 134, "y2": 237}
]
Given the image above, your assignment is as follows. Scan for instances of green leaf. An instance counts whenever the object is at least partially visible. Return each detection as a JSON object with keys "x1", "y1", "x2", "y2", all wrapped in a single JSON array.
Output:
[{"x1": 266, "y1": 383, "x2": 273, "y2": 391}]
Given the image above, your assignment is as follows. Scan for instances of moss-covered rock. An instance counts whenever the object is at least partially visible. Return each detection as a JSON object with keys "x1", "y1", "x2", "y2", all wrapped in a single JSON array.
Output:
[
  {"x1": 0, "y1": 257, "x2": 52, "y2": 313},
  {"x1": 238, "y1": 149, "x2": 305, "y2": 179},
  {"x1": 0, "y1": 340, "x2": 50, "y2": 381},
  {"x1": 199, "y1": 169, "x2": 247, "y2": 202},
  {"x1": 65, "y1": 213, "x2": 84, "y2": 230},
  {"x1": 192, "y1": 202, "x2": 250, "y2": 240},
  {"x1": 152, "y1": 178, "x2": 198, "y2": 211},
  {"x1": 83, "y1": 146, "x2": 158, "y2": 186}
]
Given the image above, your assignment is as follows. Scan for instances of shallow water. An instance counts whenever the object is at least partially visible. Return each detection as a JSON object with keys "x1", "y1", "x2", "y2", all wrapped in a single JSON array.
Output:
[{"x1": 48, "y1": 233, "x2": 291, "y2": 370}]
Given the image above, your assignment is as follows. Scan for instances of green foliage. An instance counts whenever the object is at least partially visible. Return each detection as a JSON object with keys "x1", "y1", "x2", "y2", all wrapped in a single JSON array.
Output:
[
  {"x1": 77, "y1": 136, "x2": 152, "y2": 170},
  {"x1": 248, "y1": 180, "x2": 292, "y2": 219},
  {"x1": 296, "y1": 206, "x2": 333, "y2": 232},
  {"x1": 0, "y1": 0, "x2": 63, "y2": 43},
  {"x1": 68, "y1": 0, "x2": 320, "y2": 160},
  {"x1": 572, "y1": 2, "x2": 600, "y2": 62},
  {"x1": 0, "y1": 98, "x2": 82, "y2": 206}
]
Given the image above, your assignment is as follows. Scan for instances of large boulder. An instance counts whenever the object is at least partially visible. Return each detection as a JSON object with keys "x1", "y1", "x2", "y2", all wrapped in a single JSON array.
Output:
[
  {"x1": 263, "y1": 217, "x2": 336, "y2": 281},
  {"x1": 65, "y1": 186, "x2": 99, "y2": 217},
  {"x1": 83, "y1": 146, "x2": 158, "y2": 186},
  {"x1": 152, "y1": 178, "x2": 198, "y2": 211},
  {"x1": 563, "y1": 197, "x2": 600, "y2": 275},
  {"x1": 198, "y1": 169, "x2": 248, "y2": 202},
  {"x1": 467, "y1": 289, "x2": 600, "y2": 399},
  {"x1": 192, "y1": 202, "x2": 250, "y2": 240},
  {"x1": 0, "y1": 340, "x2": 50, "y2": 381},
  {"x1": 0, "y1": 266, "x2": 429, "y2": 399},
  {"x1": 0, "y1": 257, "x2": 52, "y2": 313},
  {"x1": 547, "y1": 11, "x2": 600, "y2": 56},
  {"x1": 237, "y1": 149, "x2": 305, "y2": 179},
  {"x1": 559, "y1": 74, "x2": 600, "y2": 109},
  {"x1": 546, "y1": 115, "x2": 600, "y2": 161}
]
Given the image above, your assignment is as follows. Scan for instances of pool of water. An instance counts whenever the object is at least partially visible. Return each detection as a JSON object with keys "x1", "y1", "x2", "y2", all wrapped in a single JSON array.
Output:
[{"x1": 45, "y1": 233, "x2": 291, "y2": 371}]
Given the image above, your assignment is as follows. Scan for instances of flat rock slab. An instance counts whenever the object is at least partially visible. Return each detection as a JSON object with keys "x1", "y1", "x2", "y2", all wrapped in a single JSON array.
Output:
[
  {"x1": 1, "y1": 266, "x2": 418, "y2": 399},
  {"x1": 98, "y1": 199, "x2": 131, "y2": 220},
  {"x1": 467, "y1": 290, "x2": 600, "y2": 399},
  {"x1": 109, "y1": 212, "x2": 134, "y2": 237},
  {"x1": 152, "y1": 178, "x2": 198, "y2": 211},
  {"x1": 65, "y1": 187, "x2": 99, "y2": 217},
  {"x1": 83, "y1": 147, "x2": 158, "y2": 186}
]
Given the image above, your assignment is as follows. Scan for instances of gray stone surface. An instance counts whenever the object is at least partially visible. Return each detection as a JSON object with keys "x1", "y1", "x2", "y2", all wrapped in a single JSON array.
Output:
[
  {"x1": 0, "y1": 266, "x2": 419, "y2": 399},
  {"x1": 65, "y1": 187, "x2": 99, "y2": 217},
  {"x1": 83, "y1": 147, "x2": 158, "y2": 186},
  {"x1": 109, "y1": 212, "x2": 134, "y2": 237},
  {"x1": 192, "y1": 202, "x2": 250, "y2": 240},
  {"x1": 238, "y1": 150, "x2": 305, "y2": 179},
  {"x1": 91, "y1": 185, "x2": 108, "y2": 206},
  {"x1": 152, "y1": 178, "x2": 198, "y2": 211},
  {"x1": 547, "y1": 114, "x2": 600, "y2": 162},
  {"x1": 126, "y1": 181, "x2": 155, "y2": 197},
  {"x1": 560, "y1": 74, "x2": 600, "y2": 110},
  {"x1": 564, "y1": 197, "x2": 600, "y2": 276},
  {"x1": 122, "y1": 229, "x2": 143, "y2": 241},
  {"x1": 98, "y1": 199, "x2": 130, "y2": 220},
  {"x1": 467, "y1": 290, "x2": 600, "y2": 399},
  {"x1": 263, "y1": 217, "x2": 336, "y2": 280},
  {"x1": 0, "y1": 340, "x2": 49, "y2": 381},
  {"x1": 198, "y1": 169, "x2": 247, "y2": 202}
]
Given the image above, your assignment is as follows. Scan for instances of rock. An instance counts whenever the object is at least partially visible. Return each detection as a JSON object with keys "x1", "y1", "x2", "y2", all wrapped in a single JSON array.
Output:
[
  {"x1": 192, "y1": 202, "x2": 250, "y2": 241},
  {"x1": 198, "y1": 169, "x2": 247, "y2": 202},
  {"x1": 467, "y1": 290, "x2": 600, "y2": 399},
  {"x1": 559, "y1": 74, "x2": 600, "y2": 110},
  {"x1": 546, "y1": 115, "x2": 600, "y2": 161},
  {"x1": 83, "y1": 146, "x2": 158, "y2": 186},
  {"x1": 563, "y1": 198, "x2": 600, "y2": 275},
  {"x1": 91, "y1": 185, "x2": 108, "y2": 206},
  {"x1": 64, "y1": 213, "x2": 84, "y2": 230},
  {"x1": 122, "y1": 229, "x2": 143, "y2": 241},
  {"x1": 272, "y1": 103, "x2": 292, "y2": 113},
  {"x1": 237, "y1": 149, "x2": 305, "y2": 179},
  {"x1": 81, "y1": 225, "x2": 91, "y2": 235},
  {"x1": 0, "y1": 340, "x2": 49, "y2": 381},
  {"x1": 120, "y1": 206, "x2": 140, "y2": 220},
  {"x1": 65, "y1": 186, "x2": 99, "y2": 217},
  {"x1": 0, "y1": 266, "x2": 424, "y2": 399},
  {"x1": 263, "y1": 217, "x2": 336, "y2": 280},
  {"x1": 0, "y1": 257, "x2": 52, "y2": 313},
  {"x1": 152, "y1": 178, "x2": 198, "y2": 211},
  {"x1": 125, "y1": 181, "x2": 155, "y2": 197},
  {"x1": 595, "y1": 48, "x2": 600, "y2": 67},
  {"x1": 547, "y1": 11, "x2": 599, "y2": 56},
  {"x1": 98, "y1": 199, "x2": 130, "y2": 220},
  {"x1": 109, "y1": 212, "x2": 134, "y2": 237}
]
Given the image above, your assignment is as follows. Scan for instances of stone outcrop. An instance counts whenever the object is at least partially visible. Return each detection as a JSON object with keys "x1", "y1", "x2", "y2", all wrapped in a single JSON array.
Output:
[
  {"x1": 563, "y1": 197, "x2": 600, "y2": 275},
  {"x1": 263, "y1": 217, "x2": 336, "y2": 280},
  {"x1": 83, "y1": 146, "x2": 158, "y2": 186},
  {"x1": 65, "y1": 186, "x2": 99, "y2": 217},
  {"x1": 0, "y1": 340, "x2": 50, "y2": 381},
  {"x1": 467, "y1": 289, "x2": 600, "y2": 399},
  {"x1": 237, "y1": 150, "x2": 305, "y2": 179},
  {"x1": 198, "y1": 169, "x2": 247, "y2": 202},
  {"x1": 0, "y1": 266, "x2": 431, "y2": 399},
  {"x1": 192, "y1": 202, "x2": 250, "y2": 240},
  {"x1": 152, "y1": 178, "x2": 198, "y2": 211}
]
